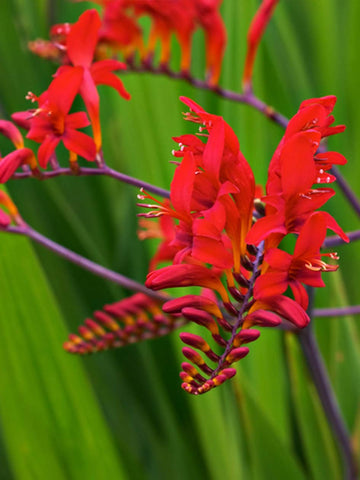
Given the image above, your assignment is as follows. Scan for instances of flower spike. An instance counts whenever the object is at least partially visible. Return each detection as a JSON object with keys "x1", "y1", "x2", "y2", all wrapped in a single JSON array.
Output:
[
  {"x1": 141, "y1": 97, "x2": 347, "y2": 394},
  {"x1": 64, "y1": 293, "x2": 186, "y2": 354}
]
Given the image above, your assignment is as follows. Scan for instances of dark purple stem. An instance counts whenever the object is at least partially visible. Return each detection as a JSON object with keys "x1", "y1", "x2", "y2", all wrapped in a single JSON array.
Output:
[
  {"x1": 297, "y1": 324, "x2": 357, "y2": 480},
  {"x1": 4, "y1": 224, "x2": 167, "y2": 302},
  {"x1": 331, "y1": 166, "x2": 360, "y2": 217},
  {"x1": 211, "y1": 241, "x2": 265, "y2": 377},
  {"x1": 12, "y1": 165, "x2": 170, "y2": 199},
  {"x1": 125, "y1": 63, "x2": 289, "y2": 126},
  {"x1": 313, "y1": 305, "x2": 360, "y2": 317},
  {"x1": 323, "y1": 229, "x2": 360, "y2": 248}
]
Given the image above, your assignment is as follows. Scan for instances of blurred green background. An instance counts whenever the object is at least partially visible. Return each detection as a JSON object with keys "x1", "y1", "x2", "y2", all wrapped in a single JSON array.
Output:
[{"x1": 0, "y1": 0, "x2": 359, "y2": 478}]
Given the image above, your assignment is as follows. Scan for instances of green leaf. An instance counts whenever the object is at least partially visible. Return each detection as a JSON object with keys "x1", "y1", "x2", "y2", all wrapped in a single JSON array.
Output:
[{"x1": 0, "y1": 232, "x2": 125, "y2": 479}]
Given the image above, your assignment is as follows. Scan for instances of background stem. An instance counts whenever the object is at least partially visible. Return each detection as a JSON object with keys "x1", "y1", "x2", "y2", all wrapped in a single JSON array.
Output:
[{"x1": 297, "y1": 324, "x2": 357, "y2": 479}]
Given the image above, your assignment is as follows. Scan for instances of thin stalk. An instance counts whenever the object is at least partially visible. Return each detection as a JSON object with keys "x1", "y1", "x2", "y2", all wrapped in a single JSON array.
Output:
[
  {"x1": 12, "y1": 165, "x2": 170, "y2": 199},
  {"x1": 4, "y1": 225, "x2": 167, "y2": 302},
  {"x1": 125, "y1": 63, "x2": 289, "y2": 125},
  {"x1": 297, "y1": 324, "x2": 357, "y2": 480},
  {"x1": 323, "y1": 229, "x2": 360, "y2": 248},
  {"x1": 313, "y1": 305, "x2": 360, "y2": 317}
]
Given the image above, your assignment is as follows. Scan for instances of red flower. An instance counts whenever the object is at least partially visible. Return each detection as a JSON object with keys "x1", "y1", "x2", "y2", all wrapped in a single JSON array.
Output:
[
  {"x1": 246, "y1": 98, "x2": 348, "y2": 248},
  {"x1": 140, "y1": 97, "x2": 255, "y2": 271},
  {"x1": 26, "y1": 67, "x2": 96, "y2": 168},
  {"x1": 99, "y1": 0, "x2": 145, "y2": 59},
  {"x1": 254, "y1": 212, "x2": 342, "y2": 309},
  {"x1": 248, "y1": 295, "x2": 310, "y2": 329},
  {"x1": 146, "y1": 263, "x2": 230, "y2": 303},
  {"x1": 59, "y1": 9, "x2": 130, "y2": 150}
]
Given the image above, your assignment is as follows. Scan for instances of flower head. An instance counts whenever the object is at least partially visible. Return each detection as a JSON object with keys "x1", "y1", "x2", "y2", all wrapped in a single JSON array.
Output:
[{"x1": 26, "y1": 67, "x2": 96, "y2": 168}]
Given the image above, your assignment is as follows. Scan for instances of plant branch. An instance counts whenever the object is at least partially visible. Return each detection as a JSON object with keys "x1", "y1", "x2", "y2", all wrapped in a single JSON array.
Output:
[
  {"x1": 297, "y1": 324, "x2": 357, "y2": 479},
  {"x1": 3, "y1": 224, "x2": 168, "y2": 302},
  {"x1": 124, "y1": 62, "x2": 289, "y2": 126},
  {"x1": 12, "y1": 164, "x2": 170, "y2": 199},
  {"x1": 313, "y1": 305, "x2": 360, "y2": 317},
  {"x1": 323, "y1": 229, "x2": 360, "y2": 248}
]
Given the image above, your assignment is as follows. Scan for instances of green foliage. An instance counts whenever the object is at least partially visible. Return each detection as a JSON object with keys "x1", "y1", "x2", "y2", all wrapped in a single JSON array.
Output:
[{"x1": 0, "y1": 0, "x2": 359, "y2": 478}]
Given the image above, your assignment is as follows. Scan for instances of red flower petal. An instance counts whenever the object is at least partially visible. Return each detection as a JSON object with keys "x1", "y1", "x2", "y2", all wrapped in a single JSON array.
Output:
[
  {"x1": 170, "y1": 152, "x2": 196, "y2": 216},
  {"x1": 0, "y1": 120, "x2": 23, "y2": 148},
  {"x1": 48, "y1": 66, "x2": 84, "y2": 115},
  {"x1": 38, "y1": 136, "x2": 61, "y2": 168},
  {"x1": 253, "y1": 271, "x2": 288, "y2": 299},
  {"x1": 63, "y1": 129, "x2": 96, "y2": 161},
  {"x1": 67, "y1": 10, "x2": 101, "y2": 67},
  {"x1": 91, "y1": 60, "x2": 130, "y2": 100},
  {"x1": 280, "y1": 131, "x2": 319, "y2": 197},
  {"x1": 65, "y1": 112, "x2": 90, "y2": 130},
  {"x1": 0, "y1": 148, "x2": 34, "y2": 183},
  {"x1": 251, "y1": 295, "x2": 310, "y2": 328}
]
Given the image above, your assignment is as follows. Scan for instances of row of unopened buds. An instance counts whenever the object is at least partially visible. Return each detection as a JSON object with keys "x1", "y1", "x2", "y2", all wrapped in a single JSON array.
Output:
[{"x1": 63, "y1": 293, "x2": 185, "y2": 354}]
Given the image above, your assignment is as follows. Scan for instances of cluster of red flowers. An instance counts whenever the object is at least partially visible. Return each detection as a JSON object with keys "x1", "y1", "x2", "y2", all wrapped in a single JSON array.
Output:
[
  {"x1": 138, "y1": 96, "x2": 348, "y2": 394},
  {"x1": 0, "y1": 9, "x2": 129, "y2": 183},
  {"x1": 0, "y1": 4, "x2": 350, "y2": 396},
  {"x1": 30, "y1": 0, "x2": 226, "y2": 85}
]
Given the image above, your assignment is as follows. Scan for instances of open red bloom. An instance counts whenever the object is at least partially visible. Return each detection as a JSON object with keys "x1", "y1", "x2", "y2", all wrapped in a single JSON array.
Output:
[
  {"x1": 254, "y1": 212, "x2": 342, "y2": 309},
  {"x1": 247, "y1": 98, "x2": 348, "y2": 248},
  {"x1": 58, "y1": 9, "x2": 130, "y2": 151},
  {"x1": 146, "y1": 264, "x2": 230, "y2": 302},
  {"x1": 141, "y1": 97, "x2": 255, "y2": 271},
  {"x1": 26, "y1": 67, "x2": 96, "y2": 168}
]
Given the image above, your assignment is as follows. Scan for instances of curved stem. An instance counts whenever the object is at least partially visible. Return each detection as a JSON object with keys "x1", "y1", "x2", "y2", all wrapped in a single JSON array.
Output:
[
  {"x1": 4, "y1": 224, "x2": 167, "y2": 302},
  {"x1": 12, "y1": 165, "x2": 170, "y2": 199},
  {"x1": 297, "y1": 325, "x2": 357, "y2": 479},
  {"x1": 331, "y1": 165, "x2": 360, "y2": 217},
  {"x1": 125, "y1": 63, "x2": 289, "y2": 126},
  {"x1": 313, "y1": 305, "x2": 360, "y2": 317},
  {"x1": 323, "y1": 229, "x2": 360, "y2": 248}
]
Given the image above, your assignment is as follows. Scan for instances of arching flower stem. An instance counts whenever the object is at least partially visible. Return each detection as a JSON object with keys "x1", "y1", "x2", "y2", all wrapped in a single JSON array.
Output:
[
  {"x1": 323, "y1": 229, "x2": 360, "y2": 248},
  {"x1": 3, "y1": 223, "x2": 168, "y2": 302},
  {"x1": 11, "y1": 163, "x2": 170, "y2": 199},
  {"x1": 313, "y1": 305, "x2": 360, "y2": 317}
]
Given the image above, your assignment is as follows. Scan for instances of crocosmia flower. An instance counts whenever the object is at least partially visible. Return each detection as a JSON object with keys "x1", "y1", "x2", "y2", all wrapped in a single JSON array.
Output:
[
  {"x1": 137, "y1": 96, "x2": 348, "y2": 394},
  {"x1": 57, "y1": 9, "x2": 130, "y2": 151},
  {"x1": 26, "y1": 67, "x2": 96, "y2": 168}
]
